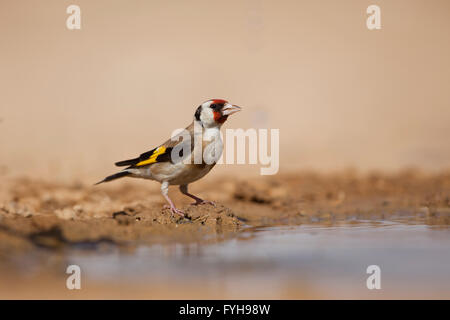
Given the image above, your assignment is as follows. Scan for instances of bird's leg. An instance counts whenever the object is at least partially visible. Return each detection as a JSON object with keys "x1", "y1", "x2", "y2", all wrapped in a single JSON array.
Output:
[
  {"x1": 179, "y1": 184, "x2": 215, "y2": 207},
  {"x1": 161, "y1": 181, "x2": 184, "y2": 217}
]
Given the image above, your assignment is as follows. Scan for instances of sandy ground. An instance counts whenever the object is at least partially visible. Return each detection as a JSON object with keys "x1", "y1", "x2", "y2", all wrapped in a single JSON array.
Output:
[
  {"x1": 0, "y1": 170, "x2": 449, "y2": 299},
  {"x1": 1, "y1": 169, "x2": 449, "y2": 253}
]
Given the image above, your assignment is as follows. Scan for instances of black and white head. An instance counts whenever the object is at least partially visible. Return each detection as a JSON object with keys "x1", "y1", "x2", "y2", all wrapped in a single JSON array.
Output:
[{"x1": 194, "y1": 99, "x2": 241, "y2": 128}]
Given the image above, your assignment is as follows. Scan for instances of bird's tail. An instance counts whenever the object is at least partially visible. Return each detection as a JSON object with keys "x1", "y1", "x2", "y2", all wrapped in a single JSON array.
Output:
[{"x1": 94, "y1": 170, "x2": 131, "y2": 185}]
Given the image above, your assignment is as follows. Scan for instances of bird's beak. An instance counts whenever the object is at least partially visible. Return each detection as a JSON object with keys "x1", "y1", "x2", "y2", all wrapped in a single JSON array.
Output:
[{"x1": 222, "y1": 104, "x2": 242, "y2": 116}]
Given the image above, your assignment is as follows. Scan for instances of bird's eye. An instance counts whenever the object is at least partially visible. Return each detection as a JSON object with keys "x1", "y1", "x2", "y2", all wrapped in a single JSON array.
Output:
[{"x1": 210, "y1": 104, "x2": 217, "y2": 110}]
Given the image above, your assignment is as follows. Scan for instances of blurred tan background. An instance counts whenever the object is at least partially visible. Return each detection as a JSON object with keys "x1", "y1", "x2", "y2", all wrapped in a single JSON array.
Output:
[{"x1": 0, "y1": 0, "x2": 449, "y2": 180}]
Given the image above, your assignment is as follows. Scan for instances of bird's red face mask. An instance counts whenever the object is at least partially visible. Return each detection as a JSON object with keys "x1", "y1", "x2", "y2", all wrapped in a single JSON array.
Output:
[
  {"x1": 211, "y1": 99, "x2": 241, "y2": 124},
  {"x1": 213, "y1": 111, "x2": 228, "y2": 124}
]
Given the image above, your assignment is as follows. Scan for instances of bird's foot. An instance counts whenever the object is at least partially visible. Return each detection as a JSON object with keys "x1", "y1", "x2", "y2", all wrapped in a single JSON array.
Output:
[
  {"x1": 171, "y1": 207, "x2": 185, "y2": 217},
  {"x1": 163, "y1": 204, "x2": 185, "y2": 217}
]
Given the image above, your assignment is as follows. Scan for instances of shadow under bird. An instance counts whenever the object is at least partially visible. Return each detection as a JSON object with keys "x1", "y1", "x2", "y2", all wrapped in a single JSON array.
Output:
[{"x1": 96, "y1": 99, "x2": 242, "y2": 216}]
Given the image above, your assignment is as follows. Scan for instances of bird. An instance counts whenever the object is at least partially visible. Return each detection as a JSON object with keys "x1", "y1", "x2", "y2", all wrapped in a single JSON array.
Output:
[{"x1": 95, "y1": 99, "x2": 242, "y2": 216}]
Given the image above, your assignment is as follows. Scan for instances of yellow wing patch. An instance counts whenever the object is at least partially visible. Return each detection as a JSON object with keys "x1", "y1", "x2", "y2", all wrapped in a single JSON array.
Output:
[{"x1": 136, "y1": 146, "x2": 167, "y2": 166}]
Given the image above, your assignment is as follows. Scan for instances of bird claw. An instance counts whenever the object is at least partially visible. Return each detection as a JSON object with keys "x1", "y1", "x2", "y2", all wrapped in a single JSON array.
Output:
[
  {"x1": 163, "y1": 205, "x2": 185, "y2": 217},
  {"x1": 172, "y1": 208, "x2": 185, "y2": 217}
]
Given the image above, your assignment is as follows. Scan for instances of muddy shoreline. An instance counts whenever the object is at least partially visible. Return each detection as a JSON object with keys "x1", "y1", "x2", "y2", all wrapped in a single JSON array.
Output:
[
  {"x1": 0, "y1": 170, "x2": 449, "y2": 299},
  {"x1": 1, "y1": 170, "x2": 449, "y2": 255}
]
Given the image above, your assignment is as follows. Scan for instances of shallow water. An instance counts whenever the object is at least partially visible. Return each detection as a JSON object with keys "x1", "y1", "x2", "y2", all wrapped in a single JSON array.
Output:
[{"x1": 59, "y1": 219, "x2": 450, "y2": 299}]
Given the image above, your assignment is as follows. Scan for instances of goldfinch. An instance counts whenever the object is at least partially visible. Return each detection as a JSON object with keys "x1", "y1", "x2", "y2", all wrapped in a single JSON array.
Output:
[{"x1": 96, "y1": 99, "x2": 241, "y2": 216}]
